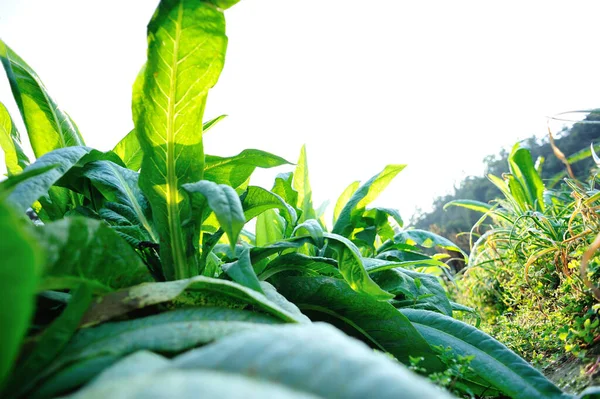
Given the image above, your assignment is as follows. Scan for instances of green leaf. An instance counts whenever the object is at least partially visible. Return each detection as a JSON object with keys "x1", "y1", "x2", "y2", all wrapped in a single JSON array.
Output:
[
  {"x1": 276, "y1": 276, "x2": 443, "y2": 372},
  {"x1": 508, "y1": 143, "x2": 546, "y2": 211},
  {"x1": 35, "y1": 217, "x2": 152, "y2": 290},
  {"x1": 333, "y1": 180, "x2": 360, "y2": 225},
  {"x1": 182, "y1": 180, "x2": 245, "y2": 253},
  {"x1": 401, "y1": 309, "x2": 567, "y2": 399},
  {"x1": 323, "y1": 232, "x2": 394, "y2": 300},
  {"x1": 29, "y1": 308, "x2": 282, "y2": 399},
  {"x1": 394, "y1": 229, "x2": 467, "y2": 259},
  {"x1": 272, "y1": 172, "x2": 299, "y2": 211},
  {"x1": 332, "y1": 164, "x2": 406, "y2": 237},
  {"x1": 6, "y1": 284, "x2": 93, "y2": 398},
  {"x1": 293, "y1": 145, "x2": 316, "y2": 222},
  {"x1": 80, "y1": 276, "x2": 308, "y2": 327},
  {"x1": 0, "y1": 201, "x2": 41, "y2": 389},
  {"x1": 368, "y1": 265, "x2": 452, "y2": 316},
  {"x1": 0, "y1": 163, "x2": 57, "y2": 197},
  {"x1": 241, "y1": 186, "x2": 297, "y2": 229},
  {"x1": 255, "y1": 208, "x2": 285, "y2": 247},
  {"x1": 293, "y1": 219, "x2": 324, "y2": 248},
  {"x1": 0, "y1": 101, "x2": 29, "y2": 175},
  {"x1": 204, "y1": 149, "x2": 291, "y2": 190},
  {"x1": 174, "y1": 322, "x2": 451, "y2": 398},
  {"x1": 112, "y1": 130, "x2": 143, "y2": 171},
  {"x1": 78, "y1": 161, "x2": 157, "y2": 242},
  {"x1": 134, "y1": 0, "x2": 229, "y2": 280},
  {"x1": 258, "y1": 253, "x2": 341, "y2": 281},
  {"x1": 0, "y1": 40, "x2": 84, "y2": 158},
  {"x1": 221, "y1": 249, "x2": 264, "y2": 294},
  {"x1": 6, "y1": 146, "x2": 93, "y2": 214},
  {"x1": 443, "y1": 199, "x2": 494, "y2": 214}
]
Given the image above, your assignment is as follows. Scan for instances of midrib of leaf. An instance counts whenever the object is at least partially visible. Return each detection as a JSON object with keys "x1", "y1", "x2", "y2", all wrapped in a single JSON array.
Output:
[
  {"x1": 165, "y1": 2, "x2": 186, "y2": 279},
  {"x1": 106, "y1": 162, "x2": 158, "y2": 243}
]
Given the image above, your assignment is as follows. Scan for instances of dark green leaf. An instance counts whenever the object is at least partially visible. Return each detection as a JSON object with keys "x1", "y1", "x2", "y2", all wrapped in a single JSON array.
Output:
[
  {"x1": 401, "y1": 309, "x2": 567, "y2": 399},
  {"x1": 36, "y1": 217, "x2": 152, "y2": 290},
  {"x1": 276, "y1": 276, "x2": 443, "y2": 371},
  {"x1": 221, "y1": 249, "x2": 264, "y2": 294},
  {"x1": 0, "y1": 201, "x2": 41, "y2": 389}
]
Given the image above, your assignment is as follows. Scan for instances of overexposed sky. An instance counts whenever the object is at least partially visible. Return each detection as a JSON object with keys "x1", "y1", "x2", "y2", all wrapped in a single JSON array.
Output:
[{"x1": 1, "y1": 1, "x2": 599, "y2": 225}]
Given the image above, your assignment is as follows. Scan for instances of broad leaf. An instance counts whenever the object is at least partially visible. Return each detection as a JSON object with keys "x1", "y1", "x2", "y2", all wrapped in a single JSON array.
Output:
[
  {"x1": 0, "y1": 101, "x2": 29, "y2": 175},
  {"x1": 0, "y1": 201, "x2": 41, "y2": 389},
  {"x1": 204, "y1": 149, "x2": 291, "y2": 190},
  {"x1": 333, "y1": 180, "x2": 360, "y2": 225},
  {"x1": 276, "y1": 276, "x2": 443, "y2": 371},
  {"x1": 77, "y1": 161, "x2": 157, "y2": 242},
  {"x1": 255, "y1": 208, "x2": 285, "y2": 247},
  {"x1": 241, "y1": 185, "x2": 297, "y2": 229},
  {"x1": 112, "y1": 130, "x2": 143, "y2": 171},
  {"x1": 0, "y1": 40, "x2": 84, "y2": 157},
  {"x1": 6, "y1": 146, "x2": 93, "y2": 214},
  {"x1": 182, "y1": 180, "x2": 245, "y2": 253},
  {"x1": 221, "y1": 249, "x2": 264, "y2": 294},
  {"x1": 258, "y1": 253, "x2": 341, "y2": 281},
  {"x1": 323, "y1": 232, "x2": 393, "y2": 300},
  {"x1": 6, "y1": 285, "x2": 93, "y2": 398},
  {"x1": 134, "y1": 0, "x2": 229, "y2": 280},
  {"x1": 36, "y1": 217, "x2": 152, "y2": 290},
  {"x1": 401, "y1": 309, "x2": 568, "y2": 399},
  {"x1": 29, "y1": 308, "x2": 282, "y2": 399},
  {"x1": 332, "y1": 164, "x2": 406, "y2": 237},
  {"x1": 174, "y1": 322, "x2": 452, "y2": 398},
  {"x1": 80, "y1": 276, "x2": 308, "y2": 327}
]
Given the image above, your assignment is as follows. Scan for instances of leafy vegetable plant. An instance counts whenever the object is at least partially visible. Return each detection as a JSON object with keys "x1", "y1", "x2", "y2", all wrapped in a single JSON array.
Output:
[{"x1": 0, "y1": 1, "x2": 589, "y2": 398}]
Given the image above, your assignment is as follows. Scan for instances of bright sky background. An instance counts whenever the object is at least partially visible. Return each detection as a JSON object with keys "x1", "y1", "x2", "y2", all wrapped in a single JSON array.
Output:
[{"x1": 1, "y1": 1, "x2": 600, "y2": 226}]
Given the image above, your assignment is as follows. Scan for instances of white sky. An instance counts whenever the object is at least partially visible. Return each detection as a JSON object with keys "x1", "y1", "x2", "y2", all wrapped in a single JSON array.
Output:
[{"x1": 1, "y1": 1, "x2": 600, "y2": 225}]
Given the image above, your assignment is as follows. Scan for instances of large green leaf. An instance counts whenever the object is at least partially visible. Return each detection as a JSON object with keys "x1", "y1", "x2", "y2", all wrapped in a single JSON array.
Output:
[
  {"x1": 182, "y1": 180, "x2": 245, "y2": 253},
  {"x1": 80, "y1": 276, "x2": 307, "y2": 327},
  {"x1": 134, "y1": 0, "x2": 230, "y2": 280},
  {"x1": 241, "y1": 185, "x2": 297, "y2": 229},
  {"x1": 332, "y1": 164, "x2": 406, "y2": 237},
  {"x1": 6, "y1": 285, "x2": 93, "y2": 398},
  {"x1": 276, "y1": 276, "x2": 443, "y2": 371},
  {"x1": 255, "y1": 208, "x2": 285, "y2": 247},
  {"x1": 367, "y1": 262, "x2": 452, "y2": 316},
  {"x1": 0, "y1": 101, "x2": 29, "y2": 175},
  {"x1": 323, "y1": 232, "x2": 393, "y2": 300},
  {"x1": 173, "y1": 323, "x2": 452, "y2": 399},
  {"x1": 5, "y1": 146, "x2": 93, "y2": 214},
  {"x1": 0, "y1": 201, "x2": 41, "y2": 389},
  {"x1": 204, "y1": 149, "x2": 291, "y2": 190},
  {"x1": 221, "y1": 249, "x2": 264, "y2": 294},
  {"x1": 77, "y1": 161, "x2": 157, "y2": 242},
  {"x1": 111, "y1": 130, "x2": 143, "y2": 171},
  {"x1": 258, "y1": 253, "x2": 341, "y2": 281},
  {"x1": 26, "y1": 308, "x2": 282, "y2": 399},
  {"x1": 0, "y1": 40, "x2": 84, "y2": 158},
  {"x1": 333, "y1": 180, "x2": 360, "y2": 225},
  {"x1": 400, "y1": 309, "x2": 568, "y2": 399},
  {"x1": 35, "y1": 217, "x2": 152, "y2": 290},
  {"x1": 293, "y1": 145, "x2": 316, "y2": 223}
]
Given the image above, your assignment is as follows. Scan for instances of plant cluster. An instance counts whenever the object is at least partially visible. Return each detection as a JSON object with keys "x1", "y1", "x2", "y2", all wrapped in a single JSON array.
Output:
[
  {"x1": 449, "y1": 142, "x2": 600, "y2": 391},
  {"x1": 0, "y1": 1, "x2": 597, "y2": 398}
]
